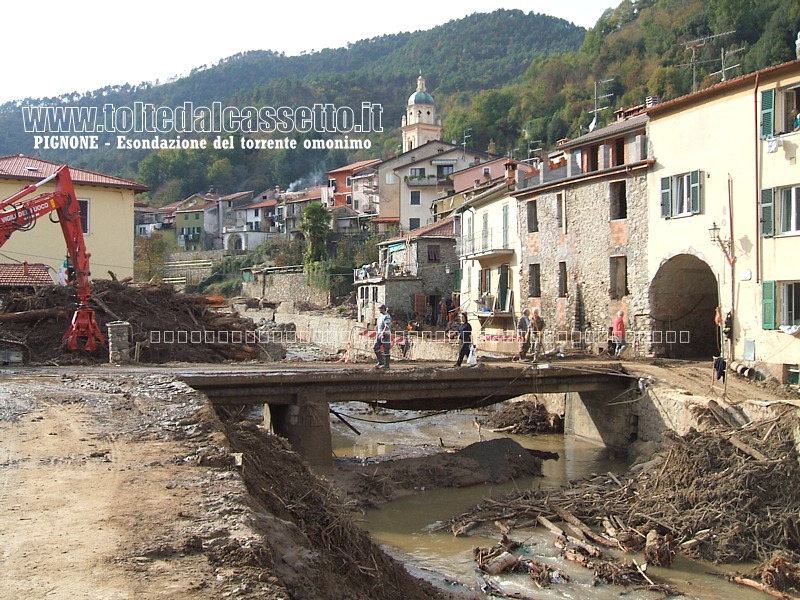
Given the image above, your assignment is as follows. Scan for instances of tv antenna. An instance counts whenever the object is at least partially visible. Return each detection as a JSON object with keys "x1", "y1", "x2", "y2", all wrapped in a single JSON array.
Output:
[
  {"x1": 461, "y1": 128, "x2": 472, "y2": 155},
  {"x1": 589, "y1": 78, "x2": 614, "y2": 131},
  {"x1": 709, "y1": 46, "x2": 745, "y2": 81},
  {"x1": 682, "y1": 30, "x2": 735, "y2": 92}
]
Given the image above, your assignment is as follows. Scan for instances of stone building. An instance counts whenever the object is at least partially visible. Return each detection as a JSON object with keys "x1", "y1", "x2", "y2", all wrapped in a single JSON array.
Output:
[
  {"x1": 355, "y1": 217, "x2": 457, "y2": 325},
  {"x1": 513, "y1": 111, "x2": 651, "y2": 354}
]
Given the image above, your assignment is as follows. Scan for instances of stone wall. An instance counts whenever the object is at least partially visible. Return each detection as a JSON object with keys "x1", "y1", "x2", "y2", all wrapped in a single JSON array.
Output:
[
  {"x1": 517, "y1": 172, "x2": 651, "y2": 356},
  {"x1": 243, "y1": 272, "x2": 331, "y2": 306}
]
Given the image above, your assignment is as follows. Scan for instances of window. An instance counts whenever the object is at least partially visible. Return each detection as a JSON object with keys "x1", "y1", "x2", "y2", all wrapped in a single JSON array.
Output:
[
  {"x1": 609, "y1": 256, "x2": 628, "y2": 299},
  {"x1": 385, "y1": 173, "x2": 396, "y2": 185},
  {"x1": 410, "y1": 191, "x2": 421, "y2": 205},
  {"x1": 437, "y1": 165, "x2": 454, "y2": 179},
  {"x1": 528, "y1": 263, "x2": 541, "y2": 297},
  {"x1": 610, "y1": 181, "x2": 627, "y2": 220},
  {"x1": 613, "y1": 137, "x2": 625, "y2": 166},
  {"x1": 346, "y1": 195, "x2": 352, "y2": 205},
  {"x1": 527, "y1": 201, "x2": 539, "y2": 232},
  {"x1": 660, "y1": 170, "x2": 701, "y2": 218},
  {"x1": 410, "y1": 167, "x2": 426, "y2": 178},
  {"x1": 763, "y1": 87, "x2": 800, "y2": 137},
  {"x1": 502, "y1": 204, "x2": 509, "y2": 248},
  {"x1": 558, "y1": 262, "x2": 568, "y2": 297},
  {"x1": 328, "y1": 178, "x2": 336, "y2": 188},
  {"x1": 587, "y1": 145, "x2": 600, "y2": 171},
  {"x1": 427, "y1": 244, "x2": 440, "y2": 262},
  {"x1": 354, "y1": 198, "x2": 360, "y2": 211},
  {"x1": 194, "y1": 213, "x2": 200, "y2": 220},
  {"x1": 77, "y1": 199, "x2": 89, "y2": 234},
  {"x1": 781, "y1": 87, "x2": 800, "y2": 133},
  {"x1": 345, "y1": 176, "x2": 352, "y2": 187},
  {"x1": 254, "y1": 208, "x2": 260, "y2": 217},
  {"x1": 480, "y1": 267, "x2": 492, "y2": 296},
  {"x1": 372, "y1": 286, "x2": 378, "y2": 302},
  {"x1": 784, "y1": 282, "x2": 800, "y2": 326},
  {"x1": 779, "y1": 186, "x2": 800, "y2": 234},
  {"x1": 483, "y1": 167, "x2": 491, "y2": 177},
  {"x1": 556, "y1": 193, "x2": 565, "y2": 229},
  {"x1": 409, "y1": 218, "x2": 420, "y2": 230}
]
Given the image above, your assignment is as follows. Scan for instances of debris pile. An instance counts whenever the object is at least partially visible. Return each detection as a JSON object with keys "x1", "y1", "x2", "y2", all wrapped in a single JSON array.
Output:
[
  {"x1": 220, "y1": 420, "x2": 455, "y2": 600},
  {"x1": 436, "y1": 409, "x2": 800, "y2": 591},
  {"x1": 0, "y1": 281, "x2": 282, "y2": 364},
  {"x1": 484, "y1": 399, "x2": 564, "y2": 434}
]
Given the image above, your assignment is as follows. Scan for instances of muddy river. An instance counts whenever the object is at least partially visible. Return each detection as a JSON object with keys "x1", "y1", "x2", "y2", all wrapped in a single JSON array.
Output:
[{"x1": 330, "y1": 406, "x2": 767, "y2": 600}]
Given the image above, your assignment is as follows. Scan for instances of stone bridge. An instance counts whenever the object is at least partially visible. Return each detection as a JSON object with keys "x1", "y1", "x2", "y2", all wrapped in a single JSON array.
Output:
[{"x1": 177, "y1": 362, "x2": 638, "y2": 465}]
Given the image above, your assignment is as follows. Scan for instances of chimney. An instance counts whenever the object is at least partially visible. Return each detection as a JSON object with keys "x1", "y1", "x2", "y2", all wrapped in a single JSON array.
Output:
[
  {"x1": 22, "y1": 261, "x2": 29, "y2": 277},
  {"x1": 505, "y1": 161, "x2": 517, "y2": 187},
  {"x1": 646, "y1": 95, "x2": 661, "y2": 108}
]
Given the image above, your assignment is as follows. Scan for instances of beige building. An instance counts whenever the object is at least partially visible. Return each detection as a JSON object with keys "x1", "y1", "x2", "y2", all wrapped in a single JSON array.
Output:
[
  {"x1": 647, "y1": 59, "x2": 800, "y2": 381},
  {"x1": 0, "y1": 155, "x2": 147, "y2": 280}
]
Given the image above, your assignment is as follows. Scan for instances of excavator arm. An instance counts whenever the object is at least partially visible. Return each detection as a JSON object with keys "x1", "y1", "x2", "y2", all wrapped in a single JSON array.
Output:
[{"x1": 0, "y1": 165, "x2": 106, "y2": 352}]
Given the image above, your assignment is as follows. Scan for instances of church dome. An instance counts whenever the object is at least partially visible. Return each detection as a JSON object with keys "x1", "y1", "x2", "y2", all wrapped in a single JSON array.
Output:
[
  {"x1": 408, "y1": 74, "x2": 434, "y2": 106},
  {"x1": 408, "y1": 90, "x2": 435, "y2": 105}
]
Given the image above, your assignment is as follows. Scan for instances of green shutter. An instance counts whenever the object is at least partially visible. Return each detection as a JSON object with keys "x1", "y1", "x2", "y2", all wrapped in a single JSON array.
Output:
[
  {"x1": 660, "y1": 177, "x2": 672, "y2": 218},
  {"x1": 761, "y1": 188, "x2": 774, "y2": 237},
  {"x1": 760, "y1": 90, "x2": 775, "y2": 139},
  {"x1": 762, "y1": 280, "x2": 776, "y2": 330},
  {"x1": 690, "y1": 170, "x2": 701, "y2": 213}
]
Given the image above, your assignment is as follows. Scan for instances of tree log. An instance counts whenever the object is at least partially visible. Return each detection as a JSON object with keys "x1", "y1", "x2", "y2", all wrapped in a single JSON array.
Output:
[{"x1": 0, "y1": 308, "x2": 67, "y2": 323}]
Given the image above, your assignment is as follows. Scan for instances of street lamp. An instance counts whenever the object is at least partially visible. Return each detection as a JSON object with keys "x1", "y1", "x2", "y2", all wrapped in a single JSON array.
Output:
[{"x1": 709, "y1": 221, "x2": 734, "y2": 264}]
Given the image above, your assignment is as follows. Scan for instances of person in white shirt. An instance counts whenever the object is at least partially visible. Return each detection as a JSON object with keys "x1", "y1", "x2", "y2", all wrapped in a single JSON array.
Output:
[{"x1": 374, "y1": 304, "x2": 392, "y2": 369}]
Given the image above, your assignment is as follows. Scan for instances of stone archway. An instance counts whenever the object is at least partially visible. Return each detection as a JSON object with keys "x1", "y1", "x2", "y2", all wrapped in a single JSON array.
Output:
[
  {"x1": 649, "y1": 254, "x2": 719, "y2": 359},
  {"x1": 226, "y1": 234, "x2": 243, "y2": 251}
]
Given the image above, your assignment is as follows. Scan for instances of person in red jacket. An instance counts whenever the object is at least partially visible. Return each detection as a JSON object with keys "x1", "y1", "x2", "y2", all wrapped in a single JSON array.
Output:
[{"x1": 612, "y1": 310, "x2": 626, "y2": 357}]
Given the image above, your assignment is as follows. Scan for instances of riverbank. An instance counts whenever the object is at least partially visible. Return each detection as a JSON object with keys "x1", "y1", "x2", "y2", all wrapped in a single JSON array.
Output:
[{"x1": 1, "y1": 357, "x2": 798, "y2": 599}]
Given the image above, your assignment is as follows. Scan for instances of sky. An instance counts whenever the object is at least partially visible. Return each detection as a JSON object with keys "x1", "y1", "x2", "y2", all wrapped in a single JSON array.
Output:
[{"x1": 2, "y1": 1, "x2": 618, "y2": 104}]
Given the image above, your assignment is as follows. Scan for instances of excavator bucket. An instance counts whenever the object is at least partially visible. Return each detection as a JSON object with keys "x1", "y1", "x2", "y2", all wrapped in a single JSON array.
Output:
[{"x1": 63, "y1": 306, "x2": 106, "y2": 352}]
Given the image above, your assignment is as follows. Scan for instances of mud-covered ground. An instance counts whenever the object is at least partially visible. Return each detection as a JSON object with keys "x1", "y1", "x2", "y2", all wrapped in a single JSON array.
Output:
[{"x1": 0, "y1": 371, "x2": 480, "y2": 600}]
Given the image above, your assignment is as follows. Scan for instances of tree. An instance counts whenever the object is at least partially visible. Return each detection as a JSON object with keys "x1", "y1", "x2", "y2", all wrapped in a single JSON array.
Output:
[
  {"x1": 134, "y1": 232, "x2": 173, "y2": 282},
  {"x1": 300, "y1": 202, "x2": 332, "y2": 266}
]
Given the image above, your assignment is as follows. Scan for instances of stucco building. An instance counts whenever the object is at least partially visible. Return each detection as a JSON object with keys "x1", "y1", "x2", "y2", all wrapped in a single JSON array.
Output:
[
  {"x1": 647, "y1": 59, "x2": 800, "y2": 381},
  {"x1": 0, "y1": 155, "x2": 147, "y2": 280}
]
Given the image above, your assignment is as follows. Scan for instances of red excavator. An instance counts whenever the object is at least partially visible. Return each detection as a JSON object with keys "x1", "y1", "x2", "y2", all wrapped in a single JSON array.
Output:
[{"x1": 0, "y1": 165, "x2": 105, "y2": 351}]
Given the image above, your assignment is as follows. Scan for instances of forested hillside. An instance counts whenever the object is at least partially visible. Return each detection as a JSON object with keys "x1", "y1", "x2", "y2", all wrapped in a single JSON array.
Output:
[{"x1": 1, "y1": 0, "x2": 799, "y2": 205}]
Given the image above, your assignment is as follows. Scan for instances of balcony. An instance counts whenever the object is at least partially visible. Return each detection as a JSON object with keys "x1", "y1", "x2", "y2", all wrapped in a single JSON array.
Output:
[
  {"x1": 405, "y1": 175, "x2": 450, "y2": 188},
  {"x1": 457, "y1": 228, "x2": 515, "y2": 259},
  {"x1": 354, "y1": 263, "x2": 419, "y2": 283}
]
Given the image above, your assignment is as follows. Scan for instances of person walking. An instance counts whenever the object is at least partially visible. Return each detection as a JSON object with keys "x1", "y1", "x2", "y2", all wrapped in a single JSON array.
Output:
[
  {"x1": 374, "y1": 304, "x2": 392, "y2": 369},
  {"x1": 612, "y1": 310, "x2": 626, "y2": 357},
  {"x1": 530, "y1": 308, "x2": 545, "y2": 360},
  {"x1": 451, "y1": 312, "x2": 473, "y2": 367},
  {"x1": 517, "y1": 308, "x2": 532, "y2": 360}
]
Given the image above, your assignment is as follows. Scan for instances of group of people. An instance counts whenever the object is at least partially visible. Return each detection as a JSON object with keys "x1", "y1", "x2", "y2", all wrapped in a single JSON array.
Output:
[
  {"x1": 373, "y1": 302, "x2": 628, "y2": 368},
  {"x1": 516, "y1": 307, "x2": 545, "y2": 361}
]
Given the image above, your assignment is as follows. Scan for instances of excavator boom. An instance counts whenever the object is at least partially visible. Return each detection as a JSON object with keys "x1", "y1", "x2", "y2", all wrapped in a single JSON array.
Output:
[{"x1": 0, "y1": 165, "x2": 105, "y2": 352}]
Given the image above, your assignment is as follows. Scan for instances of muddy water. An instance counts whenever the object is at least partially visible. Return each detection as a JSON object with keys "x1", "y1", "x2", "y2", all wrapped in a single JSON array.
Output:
[{"x1": 331, "y1": 407, "x2": 767, "y2": 600}]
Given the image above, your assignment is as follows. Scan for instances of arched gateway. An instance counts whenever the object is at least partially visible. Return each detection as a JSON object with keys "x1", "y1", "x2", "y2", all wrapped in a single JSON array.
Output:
[{"x1": 649, "y1": 254, "x2": 719, "y2": 359}]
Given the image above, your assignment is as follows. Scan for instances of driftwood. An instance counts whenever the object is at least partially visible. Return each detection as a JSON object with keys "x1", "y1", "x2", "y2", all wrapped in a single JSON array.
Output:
[
  {"x1": 0, "y1": 308, "x2": 67, "y2": 322},
  {"x1": 547, "y1": 502, "x2": 619, "y2": 548},
  {"x1": 643, "y1": 529, "x2": 675, "y2": 567},
  {"x1": 727, "y1": 575, "x2": 800, "y2": 599},
  {"x1": 537, "y1": 515, "x2": 602, "y2": 558}
]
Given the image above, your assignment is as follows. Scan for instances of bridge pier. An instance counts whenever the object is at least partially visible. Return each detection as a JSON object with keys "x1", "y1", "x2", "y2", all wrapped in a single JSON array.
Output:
[
  {"x1": 269, "y1": 391, "x2": 332, "y2": 467},
  {"x1": 565, "y1": 389, "x2": 638, "y2": 451}
]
